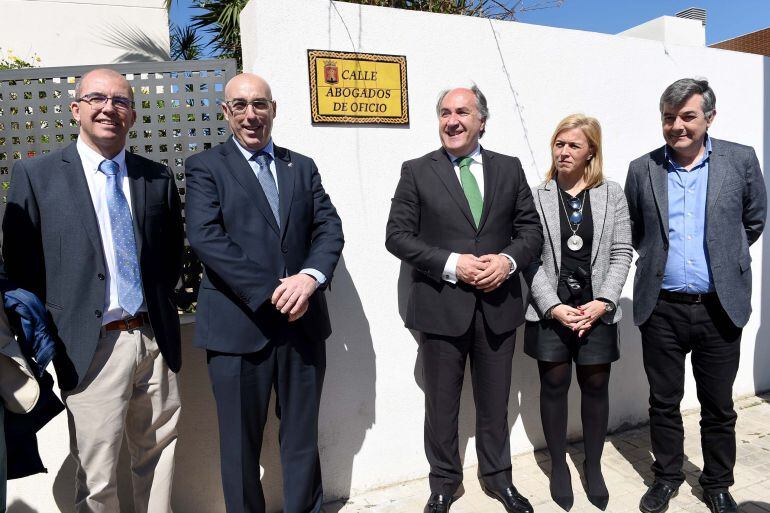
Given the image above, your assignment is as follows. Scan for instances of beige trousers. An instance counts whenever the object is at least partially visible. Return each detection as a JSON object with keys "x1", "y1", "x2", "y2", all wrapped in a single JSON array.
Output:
[{"x1": 63, "y1": 324, "x2": 180, "y2": 513}]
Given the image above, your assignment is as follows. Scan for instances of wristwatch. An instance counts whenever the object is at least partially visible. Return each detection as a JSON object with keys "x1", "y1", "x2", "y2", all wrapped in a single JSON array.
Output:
[{"x1": 601, "y1": 299, "x2": 615, "y2": 313}]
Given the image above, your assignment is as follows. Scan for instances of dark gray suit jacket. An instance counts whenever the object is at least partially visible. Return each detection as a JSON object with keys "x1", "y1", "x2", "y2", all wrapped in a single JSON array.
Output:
[
  {"x1": 2, "y1": 143, "x2": 184, "y2": 390},
  {"x1": 624, "y1": 138, "x2": 766, "y2": 327},
  {"x1": 385, "y1": 147, "x2": 543, "y2": 337}
]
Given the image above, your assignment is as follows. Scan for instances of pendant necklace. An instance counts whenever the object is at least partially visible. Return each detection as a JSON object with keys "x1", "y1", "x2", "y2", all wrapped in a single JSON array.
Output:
[{"x1": 558, "y1": 186, "x2": 586, "y2": 251}]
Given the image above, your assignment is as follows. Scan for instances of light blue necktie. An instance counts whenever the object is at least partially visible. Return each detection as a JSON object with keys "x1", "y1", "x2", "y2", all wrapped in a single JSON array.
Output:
[
  {"x1": 253, "y1": 152, "x2": 280, "y2": 227},
  {"x1": 99, "y1": 159, "x2": 143, "y2": 315}
]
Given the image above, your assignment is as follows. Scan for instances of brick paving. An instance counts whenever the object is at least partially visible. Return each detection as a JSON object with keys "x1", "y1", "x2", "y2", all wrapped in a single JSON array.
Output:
[{"x1": 327, "y1": 394, "x2": 770, "y2": 513}]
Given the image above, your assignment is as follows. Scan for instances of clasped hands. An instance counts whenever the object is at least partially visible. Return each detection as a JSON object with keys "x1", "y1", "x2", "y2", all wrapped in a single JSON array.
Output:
[
  {"x1": 550, "y1": 300, "x2": 607, "y2": 338},
  {"x1": 456, "y1": 254, "x2": 511, "y2": 292},
  {"x1": 270, "y1": 273, "x2": 318, "y2": 322}
]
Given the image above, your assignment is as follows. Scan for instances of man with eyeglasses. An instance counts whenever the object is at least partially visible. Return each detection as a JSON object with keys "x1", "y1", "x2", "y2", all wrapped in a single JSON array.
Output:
[
  {"x1": 184, "y1": 73, "x2": 343, "y2": 513},
  {"x1": 626, "y1": 78, "x2": 766, "y2": 513},
  {"x1": 2, "y1": 68, "x2": 184, "y2": 512}
]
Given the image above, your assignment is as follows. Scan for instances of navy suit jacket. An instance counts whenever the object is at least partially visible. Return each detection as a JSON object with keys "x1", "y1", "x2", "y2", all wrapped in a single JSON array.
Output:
[
  {"x1": 2, "y1": 143, "x2": 184, "y2": 390},
  {"x1": 184, "y1": 138, "x2": 344, "y2": 353}
]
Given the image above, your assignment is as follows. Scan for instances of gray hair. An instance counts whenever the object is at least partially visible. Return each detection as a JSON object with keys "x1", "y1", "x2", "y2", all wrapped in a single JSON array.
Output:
[
  {"x1": 435, "y1": 84, "x2": 489, "y2": 137},
  {"x1": 659, "y1": 78, "x2": 716, "y2": 119}
]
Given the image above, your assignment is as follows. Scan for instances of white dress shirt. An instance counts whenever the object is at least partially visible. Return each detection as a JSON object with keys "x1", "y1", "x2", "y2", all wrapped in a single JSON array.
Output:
[
  {"x1": 231, "y1": 137, "x2": 326, "y2": 285},
  {"x1": 77, "y1": 139, "x2": 146, "y2": 324},
  {"x1": 442, "y1": 145, "x2": 516, "y2": 284}
]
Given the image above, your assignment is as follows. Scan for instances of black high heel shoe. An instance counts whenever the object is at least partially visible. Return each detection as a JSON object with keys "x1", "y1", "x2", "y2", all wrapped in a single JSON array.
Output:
[
  {"x1": 550, "y1": 463, "x2": 574, "y2": 511},
  {"x1": 583, "y1": 461, "x2": 609, "y2": 510}
]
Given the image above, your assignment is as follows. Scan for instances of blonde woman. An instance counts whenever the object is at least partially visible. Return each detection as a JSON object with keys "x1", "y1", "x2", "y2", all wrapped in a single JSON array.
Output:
[{"x1": 524, "y1": 115, "x2": 632, "y2": 511}]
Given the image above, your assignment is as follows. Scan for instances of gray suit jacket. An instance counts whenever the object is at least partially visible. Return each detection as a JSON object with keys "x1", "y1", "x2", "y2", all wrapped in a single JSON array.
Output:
[
  {"x1": 624, "y1": 138, "x2": 767, "y2": 327},
  {"x1": 2, "y1": 143, "x2": 185, "y2": 390},
  {"x1": 524, "y1": 180, "x2": 633, "y2": 324}
]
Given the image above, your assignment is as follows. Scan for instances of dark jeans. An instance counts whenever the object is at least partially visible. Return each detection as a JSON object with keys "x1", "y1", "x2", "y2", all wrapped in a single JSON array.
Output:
[
  {"x1": 421, "y1": 304, "x2": 516, "y2": 496},
  {"x1": 641, "y1": 295, "x2": 742, "y2": 492}
]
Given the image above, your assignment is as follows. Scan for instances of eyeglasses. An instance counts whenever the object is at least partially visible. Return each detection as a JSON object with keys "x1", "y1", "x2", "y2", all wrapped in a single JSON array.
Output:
[
  {"x1": 225, "y1": 98, "x2": 273, "y2": 115},
  {"x1": 77, "y1": 94, "x2": 134, "y2": 111}
]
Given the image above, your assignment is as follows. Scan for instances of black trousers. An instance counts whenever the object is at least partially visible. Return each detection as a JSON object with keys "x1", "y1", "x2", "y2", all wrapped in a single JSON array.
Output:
[
  {"x1": 640, "y1": 295, "x2": 742, "y2": 492},
  {"x1": 207, "y1": 324, "x2": 326, "y2": 513},
  {"x1": 421, "y1": 303, "x2": 516, "y2": 496}
]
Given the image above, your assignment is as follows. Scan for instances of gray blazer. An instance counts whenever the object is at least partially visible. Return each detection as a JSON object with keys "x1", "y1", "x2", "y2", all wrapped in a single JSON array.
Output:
[
  {"x1": 625, "y1": 138, "x2": 766, "y2": 327},
  {"x1": 2, "y1": 143, "x2": 185, "y2": 390},
  {"x1": 524, "y1": 180, "x2": 633, "y2": 324}
]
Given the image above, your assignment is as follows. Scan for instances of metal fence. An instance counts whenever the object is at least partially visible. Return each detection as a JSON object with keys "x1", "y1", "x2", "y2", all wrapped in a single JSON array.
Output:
[{"x1": 0, "y1": 59, "x2": 238, "y2": 310}]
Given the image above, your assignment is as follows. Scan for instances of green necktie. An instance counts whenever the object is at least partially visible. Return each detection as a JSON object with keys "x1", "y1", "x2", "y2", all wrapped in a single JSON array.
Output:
[{"x1": 458, "y1": 156, "x2": 482, "y2": 227}]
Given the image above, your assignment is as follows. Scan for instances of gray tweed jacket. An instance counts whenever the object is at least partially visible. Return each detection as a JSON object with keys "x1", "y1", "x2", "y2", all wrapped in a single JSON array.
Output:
[
  {"x1": 524, "y1": 179, "x2": 633, "y2": 323},
  {"x1": 625, "y1": 138, "x2": 766, "y2": 327}
]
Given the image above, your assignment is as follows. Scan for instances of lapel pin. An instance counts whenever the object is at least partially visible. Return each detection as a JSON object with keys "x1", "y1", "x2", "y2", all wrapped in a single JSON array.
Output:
[{"x1": 288, "y1": 162, "x2": 293, "y2": 168}]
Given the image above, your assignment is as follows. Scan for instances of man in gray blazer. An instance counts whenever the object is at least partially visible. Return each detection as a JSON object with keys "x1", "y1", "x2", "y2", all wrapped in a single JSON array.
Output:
[
  {"x1": 625, "y1": 78, "x2": 766, "y2": 513},
  {"x1": 2, "y1": 68, "x2": 184, "y2": 513}
]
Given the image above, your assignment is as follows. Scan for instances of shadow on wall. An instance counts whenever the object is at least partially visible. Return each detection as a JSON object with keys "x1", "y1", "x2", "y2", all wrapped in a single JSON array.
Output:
[
  {"x1": 317, "y1": 256, "x2": 376, "y2": 503},
  {"x1": 260, "y1": 256, "x2": 377, "y2": 510},
  {"x1": 97, "y1": 22, "x2": 170, "y2": 63},
  {"x1": 608, "y1": 297, "x2": 649, "y2": 433},
  {"x1": 754, "y1": 57, "x2": 770, "y2": 394},
  {"x1": 6, "y1": 500, "x2": 39, "y2": 513}
]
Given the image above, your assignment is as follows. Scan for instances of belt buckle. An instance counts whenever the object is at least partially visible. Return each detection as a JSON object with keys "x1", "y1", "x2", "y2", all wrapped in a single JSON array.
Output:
[
  {"x1": 694, "y1": 293, "x2": 703, "y2": 303},
  {"x1": 122, "y1": 314, "x2": 140, "y2": 331}
]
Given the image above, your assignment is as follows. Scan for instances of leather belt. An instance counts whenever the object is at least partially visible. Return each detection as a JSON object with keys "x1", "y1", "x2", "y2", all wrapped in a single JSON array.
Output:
[
  {"x1": 659, "y1": 290, "x2": 716, "y2": 304},
  {"x1": 104, "y1": 313, "x2": 147, "y2": 332}
]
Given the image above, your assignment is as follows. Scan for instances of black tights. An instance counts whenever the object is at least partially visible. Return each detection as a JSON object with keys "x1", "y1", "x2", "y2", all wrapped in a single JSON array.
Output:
[{"x1": 538, "y1": 361, "x2": 611, "y2": 498}]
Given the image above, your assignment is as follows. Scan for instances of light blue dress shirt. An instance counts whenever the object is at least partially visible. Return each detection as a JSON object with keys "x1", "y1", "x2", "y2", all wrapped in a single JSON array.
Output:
[
  {"x1": 232, "y1": 137, "x2": 326, "y2": 285},
  {"x1": 662, "y1": 135, "x2": 713, "y2": 294}
]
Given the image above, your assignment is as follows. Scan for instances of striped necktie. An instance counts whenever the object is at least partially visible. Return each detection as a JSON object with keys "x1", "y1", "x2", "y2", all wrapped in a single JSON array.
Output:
[{"x1": 253, "y1": 152, "x2": 280, "y2": 227}]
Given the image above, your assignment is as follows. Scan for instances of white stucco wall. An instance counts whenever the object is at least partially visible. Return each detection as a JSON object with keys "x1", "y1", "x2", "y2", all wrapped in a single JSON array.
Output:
[
  {"x1": 618, "y1": 15, "x2": 706, "y2": 47},
  {"x1": 239, "y1": 0, "x2": 770, "y2": 506},
  {"x1": 0, "y1": 0, "x2": 170, "y2": 67},
  {"x1": 4, "y1": 1, "x2": 769, "y2": 512}
]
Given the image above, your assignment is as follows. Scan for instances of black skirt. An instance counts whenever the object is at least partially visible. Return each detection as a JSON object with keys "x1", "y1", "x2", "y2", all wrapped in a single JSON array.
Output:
[
  {"x1": 526, "y1": 185, "x2": 619, "y2": 364},
  {"x1": 523, "y1": 318, "x2": 619, "y2": 365}
]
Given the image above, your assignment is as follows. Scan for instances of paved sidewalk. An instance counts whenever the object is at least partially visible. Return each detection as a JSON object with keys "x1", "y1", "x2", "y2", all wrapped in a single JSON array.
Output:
[{"x1": 327, "y1": 394, "x2": 770, "y2": 513}]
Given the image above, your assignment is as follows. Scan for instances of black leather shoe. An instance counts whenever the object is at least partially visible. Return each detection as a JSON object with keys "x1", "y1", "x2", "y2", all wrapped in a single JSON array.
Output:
[
  {"x1": 482, "y1": 485, "x2": 534, "y2": 513},
  {"x1": 639, "y1": 481, "x2": 678, "y2": 513},
  {"x1": 424, "y1": 492, "x2": 454, "y2": 513},
  {"x1": 704, "y1": 491, "x2": 738, "y2": 513}
]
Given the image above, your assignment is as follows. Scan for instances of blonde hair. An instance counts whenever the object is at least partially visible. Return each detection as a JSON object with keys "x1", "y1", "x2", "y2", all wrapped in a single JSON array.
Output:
[{"x1": 545, "y1": 114, "x2": 604, "y2": 189}]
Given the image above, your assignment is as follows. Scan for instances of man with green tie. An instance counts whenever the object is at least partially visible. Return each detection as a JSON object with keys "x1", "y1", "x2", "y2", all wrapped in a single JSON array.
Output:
[{"x1": 385, "y1": 86, "x2": 543, "y2": 513}]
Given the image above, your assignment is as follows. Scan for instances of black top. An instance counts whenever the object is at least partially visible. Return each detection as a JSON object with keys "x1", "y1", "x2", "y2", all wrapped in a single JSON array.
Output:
[{"x1": 557, "y1": 187, "x2": 593, "y2": 305}]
